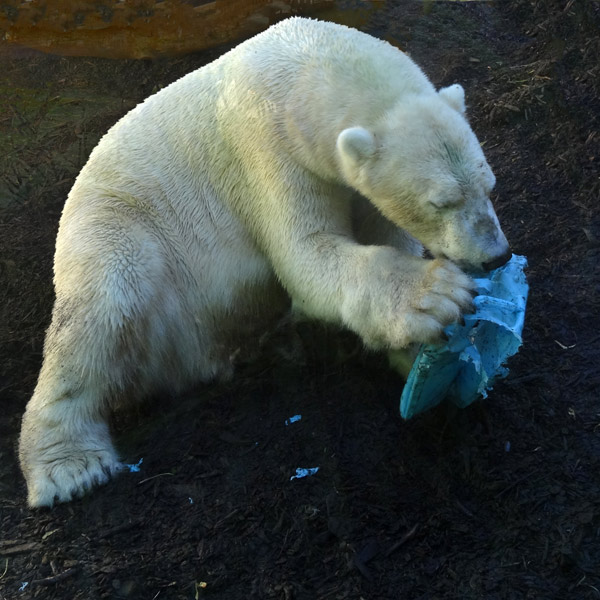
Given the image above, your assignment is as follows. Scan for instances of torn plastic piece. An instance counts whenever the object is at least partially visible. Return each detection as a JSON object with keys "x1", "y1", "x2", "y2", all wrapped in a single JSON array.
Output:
[
  {"x1": 400, "y1": 255, "x2": 528, "y2": 419},
  {"x1": 19, "y1": 583, "x2": 29, "y2": 592},
  {"x1": 290, "y1": 467, "x2": 319, "y2": 481},
  {"x1": 123, "y1": 458, "x2": 143, "y2": 473},
  {"x1": 285, "y1": 414, "x2": 302, "y2": 426}
]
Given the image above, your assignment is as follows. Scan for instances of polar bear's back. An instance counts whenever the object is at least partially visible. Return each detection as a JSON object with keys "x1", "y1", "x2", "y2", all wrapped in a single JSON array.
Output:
[
  {"x1": 63, "y1": 17, "x2": 436, "y2": 240},
  {"x1": 78, "y1": 18, "x2": 433, "y2": 181},
  {"x1": 250, "y1": 17, "x2": 430, "y2": 91},
  {"x1": 89, "y1": 17, "x2": 433, "y2": 156},
  {"x1": 219, "y1": 17, "x2": 434, "y2": 118}
]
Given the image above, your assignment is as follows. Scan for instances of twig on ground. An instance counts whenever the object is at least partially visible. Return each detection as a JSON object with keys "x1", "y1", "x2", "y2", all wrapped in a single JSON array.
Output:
[
  {"x1": 98, "y1": 519, "x2": 144, "y2": 540},
  {"x1": 0, "y1": 558, "x2": 8, "y2": 580},
  {"x1": 30, "y1": 567, "x2": 78, "y2": 586},
  {"x1": 137, "y1": 473, "x2": 174, "y2": 485},
  {"x1": 385, "y1": 524, "x2": 419, "y2": 558}
]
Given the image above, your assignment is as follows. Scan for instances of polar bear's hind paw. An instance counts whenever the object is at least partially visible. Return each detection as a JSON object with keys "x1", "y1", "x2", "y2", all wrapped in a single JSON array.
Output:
[{"x1": 26, "y1": 449, "x2": 122, "y2": 508}]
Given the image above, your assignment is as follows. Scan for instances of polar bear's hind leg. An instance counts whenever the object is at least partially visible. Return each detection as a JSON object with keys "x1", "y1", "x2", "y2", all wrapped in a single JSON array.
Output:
[
  {"x1": 19, "y1": 220, "x2": 187, "y2": 507},
  {"x1": 19, "y1": 302, "x2": 126, "y2": 508}
]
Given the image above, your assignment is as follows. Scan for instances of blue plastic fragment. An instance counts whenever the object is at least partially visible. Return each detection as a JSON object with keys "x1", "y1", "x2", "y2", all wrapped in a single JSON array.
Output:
[
  {"x1": 123, "y1": 458, "x2": 144, "y2": 473},
  {"x1": 285, "y1": 414, "x2": 302, "y2": 426},
  {"x1": 400, "y1": 255, "x2": 528, "y2": 419},
  {"x1": 19, "y1": 582, "x2": 29, "y2": 592},
  {"x1": 290, "y1": 467, "x2": 320, "y2": 481}
]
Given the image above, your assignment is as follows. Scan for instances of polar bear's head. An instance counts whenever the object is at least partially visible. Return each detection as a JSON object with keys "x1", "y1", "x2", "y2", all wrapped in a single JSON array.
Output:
[{"x1": 336, "y1": 84, "x2": 511, "y2": 272}]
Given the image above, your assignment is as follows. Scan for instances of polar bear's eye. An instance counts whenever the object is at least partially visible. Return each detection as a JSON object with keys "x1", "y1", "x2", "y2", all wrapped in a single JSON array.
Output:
[
  {"x1": 428, "y1": 196, "x2": 463, "y2": 210},
  {"x1": 426, "y1": 181, "x2": 463, "y2": 210}
]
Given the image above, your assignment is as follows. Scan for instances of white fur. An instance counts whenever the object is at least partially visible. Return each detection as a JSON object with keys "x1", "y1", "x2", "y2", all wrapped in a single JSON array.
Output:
[
  {"x1": 439, "y1": 84, "x2": 466, "y2": 114},
  {"x1": 19, "y1": 17, "x2": 510, "y2": 507}
]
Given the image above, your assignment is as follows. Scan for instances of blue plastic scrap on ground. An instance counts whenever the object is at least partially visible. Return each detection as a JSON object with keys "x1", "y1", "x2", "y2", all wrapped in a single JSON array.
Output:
[
  {"x1": 123, "y1": 458, "x2": 144, "y2": 473},
  {"x1": 285, "y1": 414, "x2": 302, "y2": 426},
  {"x1": 400, "y1": 255, "x2": 528, "y2": 419},
  {"x1": 290, "y1": 467, "x2": 320, "y2": 481}
]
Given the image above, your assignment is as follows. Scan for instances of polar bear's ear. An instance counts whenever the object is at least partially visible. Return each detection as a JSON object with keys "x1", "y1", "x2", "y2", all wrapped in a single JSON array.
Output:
[
  {"x1": 439, "y1": 84, "x2": 466, "y2": 114},
  {"x1": 337, "y1": 127, "x2": 376, "y2": 165}
]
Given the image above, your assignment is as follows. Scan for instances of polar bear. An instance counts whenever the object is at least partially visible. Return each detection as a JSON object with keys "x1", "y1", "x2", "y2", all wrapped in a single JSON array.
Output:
[{"x1": 19, "y1": 17, "x2": 511, "y2": 507}]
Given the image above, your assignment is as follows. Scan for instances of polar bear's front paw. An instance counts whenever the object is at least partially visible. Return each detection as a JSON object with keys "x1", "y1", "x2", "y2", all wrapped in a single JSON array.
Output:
[
  {"x1": 407, "y1": 258, "x2": 476, "y2": 340},
  {"x1": 24, "y1": 445, "x2": 122, "y2": 508},
  {"x1": 343, "y1": 256, "x2": 475, "y2": 349}
]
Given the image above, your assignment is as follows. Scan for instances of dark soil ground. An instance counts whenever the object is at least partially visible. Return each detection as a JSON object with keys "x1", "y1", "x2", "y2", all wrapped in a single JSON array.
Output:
[{"x1": 1, "y1": 1, "x2": 599, "y2": 599}]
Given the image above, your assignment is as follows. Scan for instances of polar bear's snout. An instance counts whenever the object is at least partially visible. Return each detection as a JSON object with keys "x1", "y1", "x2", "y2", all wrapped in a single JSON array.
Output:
[
  {"x1": 424, "y1": 204, "x2": 511, "y2": 274},
  {"x1": 483, "y1": 248, "x2": 513, "y2": 272},
  {"x1": 472, "y1": 207, "x2": 512, "y2": 271}
]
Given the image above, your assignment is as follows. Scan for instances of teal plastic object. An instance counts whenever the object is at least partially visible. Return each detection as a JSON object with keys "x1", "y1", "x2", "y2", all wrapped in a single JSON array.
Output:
[{"x1": 400, "y1": 254, "x2": 528, "y2": 419}]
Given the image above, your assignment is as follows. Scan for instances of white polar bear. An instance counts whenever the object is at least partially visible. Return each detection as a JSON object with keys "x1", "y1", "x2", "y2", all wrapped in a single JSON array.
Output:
[{"x1": 19, "y1": 17, "x2": 511, "y2": 507}]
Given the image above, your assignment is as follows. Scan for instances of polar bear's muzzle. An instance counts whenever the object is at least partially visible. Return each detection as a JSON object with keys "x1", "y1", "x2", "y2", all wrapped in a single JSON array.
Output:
[
  {"x1": 482, "y1": 248, "x2": 513, "y2": 272},
  {"x1": 443, "y1": 200, "x2": 512, "y2": 273}
]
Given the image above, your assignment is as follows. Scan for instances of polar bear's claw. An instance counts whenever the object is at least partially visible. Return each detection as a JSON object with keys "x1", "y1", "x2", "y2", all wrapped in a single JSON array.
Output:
[
  {"x1": 21, "y1": 414, "x2": 122, "y2": 508},
  {"x1": 344, "y1": 254, "x2": 477, "y2": 350},
  {"x1": 406, "y1": 259, "x2": 476, "y2": 342},
  {"x1": 27, "y1": 451, "x2": 121, "y2": 508}
]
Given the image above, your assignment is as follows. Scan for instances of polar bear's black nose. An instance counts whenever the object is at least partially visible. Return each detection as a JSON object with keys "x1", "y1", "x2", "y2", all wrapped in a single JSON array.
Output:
[{"x1": 483, "y1": 249, "x2": 512, "y2": 272}]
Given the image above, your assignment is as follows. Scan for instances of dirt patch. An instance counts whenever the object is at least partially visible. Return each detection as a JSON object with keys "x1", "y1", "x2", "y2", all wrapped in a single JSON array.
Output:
[{"x1": 1, "y1": 1, "x2": 599, "y2": 599}]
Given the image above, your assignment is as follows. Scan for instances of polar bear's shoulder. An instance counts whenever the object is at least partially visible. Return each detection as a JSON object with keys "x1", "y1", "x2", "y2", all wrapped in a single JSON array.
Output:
[
  {"x1": 256, "y1": 17, "x2": 406, "y2": 64},
  {"x1": 237, "y1": 17, "x2": 433, "y2": 97}
]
